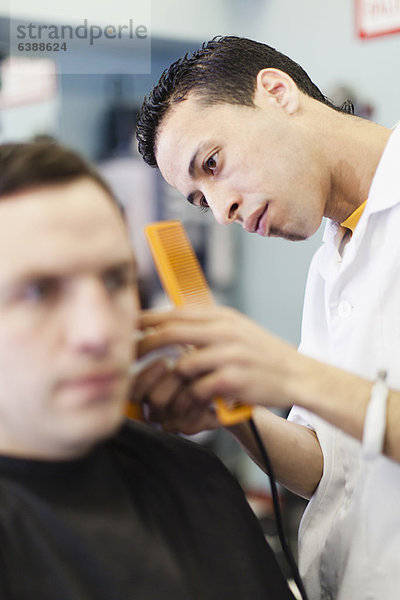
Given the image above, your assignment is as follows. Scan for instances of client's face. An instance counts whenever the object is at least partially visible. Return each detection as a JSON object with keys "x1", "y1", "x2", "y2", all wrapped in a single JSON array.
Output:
[{"x1": 0, "y1": 177, "x2": 139, "y2": 460}]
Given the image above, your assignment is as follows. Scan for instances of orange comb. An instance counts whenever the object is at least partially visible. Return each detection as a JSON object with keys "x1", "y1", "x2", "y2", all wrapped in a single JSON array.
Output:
[{"x1": 145, "y1": 220, "x2": 252, "y2": 426}]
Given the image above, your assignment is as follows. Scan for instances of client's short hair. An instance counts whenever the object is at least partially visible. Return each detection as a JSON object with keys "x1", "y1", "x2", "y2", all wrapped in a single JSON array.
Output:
[{"x1": 0, "y1": 138, "x2": 117, "y2": 205}]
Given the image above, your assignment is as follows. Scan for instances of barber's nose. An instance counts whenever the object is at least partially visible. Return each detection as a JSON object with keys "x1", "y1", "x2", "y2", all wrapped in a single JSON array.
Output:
[
  {"x1": 217, "y1": 200, "x2": 240, "y2": 226},
  {"x1": 228, "y1": 202, "x2": 240, "y2": 222},
  {"x1": 208, "y1": 190, "x2": 241, "y2": 226}
]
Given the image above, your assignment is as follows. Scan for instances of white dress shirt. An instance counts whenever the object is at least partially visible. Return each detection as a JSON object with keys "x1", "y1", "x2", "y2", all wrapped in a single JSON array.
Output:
[{"x1": 289, "y1": 122, "x2": 400, "y2": 600}]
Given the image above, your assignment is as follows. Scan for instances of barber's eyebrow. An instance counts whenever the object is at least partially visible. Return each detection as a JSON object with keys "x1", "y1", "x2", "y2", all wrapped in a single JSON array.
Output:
[
  {"x1": 186, "y1": 143, "x2": 206, "y2": 205},
  {"x1": 188, "y1": 148, "x2": 200, "y2": 179}
]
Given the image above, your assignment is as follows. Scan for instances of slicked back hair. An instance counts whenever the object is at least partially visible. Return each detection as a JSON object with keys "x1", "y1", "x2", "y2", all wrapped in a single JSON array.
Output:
[{"x1": 136, "y1": 35, "x2": 353, "y2": 168}]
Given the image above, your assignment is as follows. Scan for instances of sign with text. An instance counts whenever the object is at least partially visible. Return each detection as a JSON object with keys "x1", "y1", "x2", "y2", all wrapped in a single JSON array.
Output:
[{"x1": 356, "y1": 0, "x2": 400, "y2": 38}]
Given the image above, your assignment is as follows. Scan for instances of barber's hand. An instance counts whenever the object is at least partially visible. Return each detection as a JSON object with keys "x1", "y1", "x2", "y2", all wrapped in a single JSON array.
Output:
[
  {"x1": 138, "y1": 306, "x2": 300, "y2": 411},
  {"x1": 129, "y1": 349, "x2": 221, "y2": 435}
]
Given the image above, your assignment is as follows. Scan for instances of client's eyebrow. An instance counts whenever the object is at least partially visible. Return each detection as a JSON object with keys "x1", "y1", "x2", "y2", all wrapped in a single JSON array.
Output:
[
  {"x1": 101, "y1": 258, "x2": 138, "y2": 279},
  {"x1": 11, "y1": 258, "x2": 138, "y2": 287}
]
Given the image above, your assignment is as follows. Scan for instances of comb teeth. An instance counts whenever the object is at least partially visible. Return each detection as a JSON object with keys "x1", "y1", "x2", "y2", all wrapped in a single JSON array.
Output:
[
  {"x1": 145, "y1": 219, "x2": 253, "y2": 426},
  {"x1": 145, "y1": 221, "x2": 214, "y2": 307}
]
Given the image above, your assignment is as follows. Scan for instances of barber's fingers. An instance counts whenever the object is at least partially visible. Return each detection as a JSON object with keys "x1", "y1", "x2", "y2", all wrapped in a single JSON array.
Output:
[
  {"x1": 137, "y1": 376, "x2": 220, "y2": 435},
  {"x1": 177, "y1": 366, "x2": 248, "y2": 406},
  {"x1": 129, "y1": 354, "x2": 221, "y2": 433},
  {"x1": 140, "y1": 307, "x2": 218, "y2": 329},
  {"x1": 139, "y1": 306, "x2": 244, "y2": 336},
  {"x1": 138, "y1": 324, "x2": 213, "y2": 356},
  {"x1": 162, "y1": 399, "x2": 220, "y2": 435},
  {"x1": 130, "y1": 359, "x2": 167, "y2": 402},
  {"x1": 175, "y1": 344, "x2": 245, "y2": 379},
  {"x1": 131, "y1": 361, "x2": 181, "y2": 406},
  {"x1": 138, "y1": 313, "x2": 242, "y2": 357},
  {"x1": 174, "y1": 345, "x2": 294, "y2": 408},
  {"x1": 130, "y1": 359, "x2": 207, "y2": 428}
]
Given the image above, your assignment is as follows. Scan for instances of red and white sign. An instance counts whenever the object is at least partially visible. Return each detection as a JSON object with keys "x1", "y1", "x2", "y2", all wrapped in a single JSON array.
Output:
[{"x1": 356, "y1": 0, "x2": 400, "y2": 38}]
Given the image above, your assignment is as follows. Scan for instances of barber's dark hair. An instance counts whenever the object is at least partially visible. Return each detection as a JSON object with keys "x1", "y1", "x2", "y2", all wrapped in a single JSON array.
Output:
[
  {"x1": 0, "y1": 138, "x2": 118, "y2": 206},
  {"x1": 136, "y1": 35, "x2": 354, "y2": 168}
]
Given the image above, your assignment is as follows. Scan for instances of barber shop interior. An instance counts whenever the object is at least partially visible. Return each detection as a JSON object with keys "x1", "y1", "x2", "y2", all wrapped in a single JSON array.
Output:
[{"x1": 1, "y1": 2, "x2": 400, "y2": 599}]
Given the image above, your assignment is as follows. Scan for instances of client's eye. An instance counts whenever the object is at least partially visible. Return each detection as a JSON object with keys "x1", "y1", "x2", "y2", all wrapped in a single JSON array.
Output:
[{"x1": 24, "y1": 278, "x2": 59, "y2": 303}]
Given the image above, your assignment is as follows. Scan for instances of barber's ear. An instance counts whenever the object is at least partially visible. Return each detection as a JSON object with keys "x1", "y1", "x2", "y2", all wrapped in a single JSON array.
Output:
[{"x1": 254, "y1": 68, "x2": 300, "y2": 115}]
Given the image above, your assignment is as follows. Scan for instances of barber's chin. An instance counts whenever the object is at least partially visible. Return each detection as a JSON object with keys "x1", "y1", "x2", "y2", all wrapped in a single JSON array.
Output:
[{"x1": 269, "y1": 227, "x2": 308, "y2": 242}]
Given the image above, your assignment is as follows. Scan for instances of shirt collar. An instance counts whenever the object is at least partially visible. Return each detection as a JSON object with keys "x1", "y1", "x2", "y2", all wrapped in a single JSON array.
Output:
[
  {"x1": 340, "y1": 200, "x2": 368, "y2": 233},
  {"x1": 363, "y1": 121, "x2": 400, "y2": 217}
]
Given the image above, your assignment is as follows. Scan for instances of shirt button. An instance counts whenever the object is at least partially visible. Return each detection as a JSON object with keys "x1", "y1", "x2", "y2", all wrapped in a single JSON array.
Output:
[{"x1": 338, "y1": 300, "x2": 352, "y2": 318}]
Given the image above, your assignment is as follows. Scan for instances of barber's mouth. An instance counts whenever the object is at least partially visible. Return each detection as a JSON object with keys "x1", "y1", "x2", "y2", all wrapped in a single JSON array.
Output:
[{"x1": 255, "y1": 205, "x2": 269, "y2": 236}]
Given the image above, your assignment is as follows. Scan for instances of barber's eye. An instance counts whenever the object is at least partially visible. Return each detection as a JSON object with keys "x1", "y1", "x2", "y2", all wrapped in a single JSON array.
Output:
[
  {"x1": 205, "y1": 153, "x2": 218, "y2": 173},
  {"x1": 199, "y1": 196, "x2": 210, "y2": 213}
]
